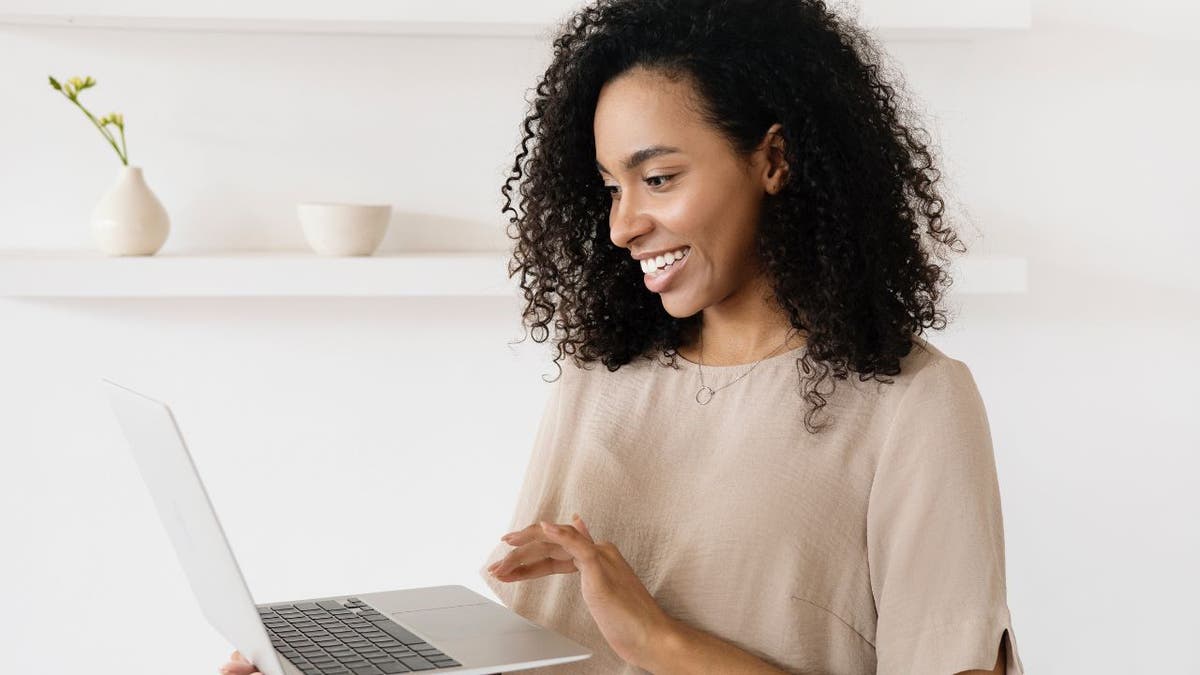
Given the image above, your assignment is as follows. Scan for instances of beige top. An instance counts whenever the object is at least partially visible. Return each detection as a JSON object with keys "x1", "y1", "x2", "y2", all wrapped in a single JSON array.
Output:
[{"x1": 479, "y1": 337, "x2": 1025, "y2": 674}]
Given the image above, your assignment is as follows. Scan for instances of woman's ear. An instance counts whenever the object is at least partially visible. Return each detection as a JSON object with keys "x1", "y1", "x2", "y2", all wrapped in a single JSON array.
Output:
[{"x1": 759, "y1": 122, "x2": 790, "y2": 194}]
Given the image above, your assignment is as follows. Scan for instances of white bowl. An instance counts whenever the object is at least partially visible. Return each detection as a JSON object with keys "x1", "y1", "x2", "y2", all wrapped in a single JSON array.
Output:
[{"x1": 297, "y1": 202, "x2": 392, "y2": 256}]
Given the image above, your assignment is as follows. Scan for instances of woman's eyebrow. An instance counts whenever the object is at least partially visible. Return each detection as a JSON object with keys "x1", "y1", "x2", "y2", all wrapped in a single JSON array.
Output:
[{"x1": 596, "y1": 145, "x2": 683, "y2": 174}]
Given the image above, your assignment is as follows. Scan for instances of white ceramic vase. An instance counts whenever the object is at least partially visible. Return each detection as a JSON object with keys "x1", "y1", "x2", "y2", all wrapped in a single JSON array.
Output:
[{"x1": 90, "y1": 165, "x2": 170, "y2": 256}]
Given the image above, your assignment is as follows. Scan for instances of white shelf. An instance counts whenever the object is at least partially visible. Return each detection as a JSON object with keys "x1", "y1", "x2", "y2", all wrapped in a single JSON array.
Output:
[
  {"x1": 0, "y1": 0, "x2": 1032, "y2": 38},
  {"x1": 0, "y1": 251, "x2": 515, "y2": 298},
  {"x1": 0, "y1": 250, "x2": 1026, "y2": 298}
]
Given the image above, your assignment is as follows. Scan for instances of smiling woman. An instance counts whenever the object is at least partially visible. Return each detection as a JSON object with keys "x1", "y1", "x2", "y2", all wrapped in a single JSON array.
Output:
[
  {"x1": 482, "y1": 1, "x2": 1026, "y2": 674},
  {"x1": 503, "y1": 0, "x2": 966, "y2": 434}
]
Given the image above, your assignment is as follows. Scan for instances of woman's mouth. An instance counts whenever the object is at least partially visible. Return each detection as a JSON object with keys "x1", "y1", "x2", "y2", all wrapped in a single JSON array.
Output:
[{"x1": 642, "y1": 246, "x2": 691, "y2": 293}]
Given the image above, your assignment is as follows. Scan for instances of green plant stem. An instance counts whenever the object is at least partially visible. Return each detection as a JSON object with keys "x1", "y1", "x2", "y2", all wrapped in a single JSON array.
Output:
[
  {"x1": 67, "y1": 95, "x2": 127, "y2": 165},
  {"x1": 118, "y1": 125, "x2": 128, "y2": 165}
]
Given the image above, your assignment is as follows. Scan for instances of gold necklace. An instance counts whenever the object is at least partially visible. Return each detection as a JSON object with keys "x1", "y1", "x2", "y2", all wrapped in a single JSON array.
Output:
[{"x1": 694, "y1": 329, "x2": 796, "y2": 405}]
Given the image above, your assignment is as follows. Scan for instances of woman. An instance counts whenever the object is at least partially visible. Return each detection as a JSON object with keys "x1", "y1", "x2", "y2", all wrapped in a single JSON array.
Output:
[{"x1": 221, "y1": 0, "x2": 1024, "y2": 673}]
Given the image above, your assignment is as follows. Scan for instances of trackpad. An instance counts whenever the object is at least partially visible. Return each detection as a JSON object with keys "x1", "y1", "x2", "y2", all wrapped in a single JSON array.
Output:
[{"x1": 392, "y1": 603, "x2": 542, "y2": 641}]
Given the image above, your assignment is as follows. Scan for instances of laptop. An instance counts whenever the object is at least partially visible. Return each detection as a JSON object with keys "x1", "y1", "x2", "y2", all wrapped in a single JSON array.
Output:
[{"x1": 102, "y1": 378, "x2": 591, "y2": 675}]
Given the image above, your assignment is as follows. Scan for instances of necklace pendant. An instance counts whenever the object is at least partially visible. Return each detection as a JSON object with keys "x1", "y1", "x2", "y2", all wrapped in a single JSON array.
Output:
[{"x1": 696, "y1": 385, "x2": 715, "y2": 405}]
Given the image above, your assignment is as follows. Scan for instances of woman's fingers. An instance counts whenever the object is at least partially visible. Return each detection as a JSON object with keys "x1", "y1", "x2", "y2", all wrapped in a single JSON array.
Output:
[
  {"x1": 500, "y1": 522, "x2": 544, "y2": 546},
  {"x1": 489, "y1": 541, "x2": 570, "y2": 576},
  {"x1": 571, "y1": 514, "x2": 593, "y2": 542},
  {"x1": 219, "y1": 651, "x2": 258, "y2": 674},
  {"x1": 492, "y1": 555, "x2": 578, "y2": 581},
  {"x1": 502, "y1": 514, "x2": 589, "y2": 546}
]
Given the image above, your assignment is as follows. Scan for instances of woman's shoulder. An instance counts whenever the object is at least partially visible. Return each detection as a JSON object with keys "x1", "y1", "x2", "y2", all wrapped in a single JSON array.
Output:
[
  {"x1": 878, "y1": 336, "x2": 986, "y2": 423},
  {"x1": 818, "y1": 335, "x2": 979, "y2": 420},
  {"x1": 899, "y1": 336, "x2": 977, "y2": 390},
  {"x1": 898, "y1": 335, "x2": 964, "y2": 380}
]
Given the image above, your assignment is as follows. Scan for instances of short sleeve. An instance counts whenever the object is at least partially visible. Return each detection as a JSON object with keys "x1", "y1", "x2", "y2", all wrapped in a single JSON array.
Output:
[{"x1": 866, "y1": 358, "x2": 1025, "y2": 674}]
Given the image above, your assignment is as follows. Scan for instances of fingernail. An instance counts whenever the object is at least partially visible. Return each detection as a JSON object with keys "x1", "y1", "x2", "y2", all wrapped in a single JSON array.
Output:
[
  {"x1": 571, "y1": 513, "x2": 581, "y2": 521},
  {"x1": 501, "y1": 534, "x2": 513, "y2": 543}
]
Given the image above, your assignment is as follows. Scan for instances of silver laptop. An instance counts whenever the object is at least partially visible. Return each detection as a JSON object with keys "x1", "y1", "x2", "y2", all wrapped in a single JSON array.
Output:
[{"x1": 103, "y1": 378, "x2": 591, "y2": 675}]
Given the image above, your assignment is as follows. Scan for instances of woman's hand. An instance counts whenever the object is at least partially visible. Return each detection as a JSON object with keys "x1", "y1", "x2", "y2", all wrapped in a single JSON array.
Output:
[
  {"x1": 217, "y1": 650, "x2": 258, "y2": 674},
  {"x1": 488, "y1": 514, "x2": 678, "y2": 669}
]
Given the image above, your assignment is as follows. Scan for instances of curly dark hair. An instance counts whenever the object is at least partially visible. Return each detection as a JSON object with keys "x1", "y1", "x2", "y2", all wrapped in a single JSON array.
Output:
[{"x1": 501, "y1": 0, "x2": 967, "y2": 433}]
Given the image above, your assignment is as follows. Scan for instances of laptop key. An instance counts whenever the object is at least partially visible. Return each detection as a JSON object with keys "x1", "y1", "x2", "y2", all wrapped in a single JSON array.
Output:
[
  {"x1": 376, "y1": 662, "x2": 413, "y2": 673},
  {"x1": 377, "y1": 622, "x2": 425, "y2": 645},
  {"x1": 396, "y1": 656, "x2": 436, "y2": 671}
]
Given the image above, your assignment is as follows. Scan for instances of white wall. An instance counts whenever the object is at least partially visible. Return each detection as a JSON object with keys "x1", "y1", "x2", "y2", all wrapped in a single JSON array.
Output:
[{"x1": 1, "y1": 1, "x2": 1197, "y2": 673}]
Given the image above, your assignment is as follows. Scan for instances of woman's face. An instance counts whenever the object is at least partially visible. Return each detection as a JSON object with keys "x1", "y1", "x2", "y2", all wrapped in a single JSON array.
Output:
[{"x1": 594, "y1": 66, "x2": 783, "y2": 319}]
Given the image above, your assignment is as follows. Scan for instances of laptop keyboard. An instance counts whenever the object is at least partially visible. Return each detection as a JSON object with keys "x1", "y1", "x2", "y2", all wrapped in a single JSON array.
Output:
[{"x1": 258, "y1": 597, "x2": 462, "y2": 673}]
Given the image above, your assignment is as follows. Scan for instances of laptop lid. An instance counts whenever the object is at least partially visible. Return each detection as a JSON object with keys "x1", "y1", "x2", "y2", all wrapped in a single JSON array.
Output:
[{"x1": 103, "y1": 379, "x2": 286, "y2": 675}]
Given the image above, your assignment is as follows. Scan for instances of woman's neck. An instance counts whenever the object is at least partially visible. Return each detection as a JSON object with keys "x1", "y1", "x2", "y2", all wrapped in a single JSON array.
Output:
[{"x1": 677, "y1": 276, "x2": 807, "y2": 366}]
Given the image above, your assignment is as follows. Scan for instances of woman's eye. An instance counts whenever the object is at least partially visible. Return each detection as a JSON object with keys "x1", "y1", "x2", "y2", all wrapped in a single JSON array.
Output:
[{"x1": 602, "y1": 175, "x2": 672, "y2": 199}]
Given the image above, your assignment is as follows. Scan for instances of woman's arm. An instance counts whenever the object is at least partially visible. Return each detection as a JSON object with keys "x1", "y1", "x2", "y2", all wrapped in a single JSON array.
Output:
[
  {"x1": 641, "y1": 617, "x2": 790, "y2": 674},
  {"x1": 644, "y1": 617, "x2": 1006, "y2": 675}
]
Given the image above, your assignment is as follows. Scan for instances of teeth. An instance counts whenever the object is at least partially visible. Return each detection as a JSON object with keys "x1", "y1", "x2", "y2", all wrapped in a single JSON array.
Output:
[{"x1": 641, "y1": 247, "x2": 690, "y2": 274}]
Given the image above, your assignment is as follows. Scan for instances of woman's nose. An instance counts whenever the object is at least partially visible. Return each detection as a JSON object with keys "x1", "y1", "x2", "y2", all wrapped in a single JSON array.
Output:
[{"x1": 609, "y1": 197, "x2": 653, "y2": 250}]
